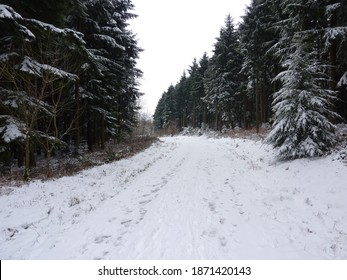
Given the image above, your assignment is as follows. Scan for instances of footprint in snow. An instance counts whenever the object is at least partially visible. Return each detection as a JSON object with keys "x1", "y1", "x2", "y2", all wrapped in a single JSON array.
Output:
[
  {"x1": 139, "y1": 199, "x2": 152, "y2": 205},
  {"x1": 102, "y1": 251, "x2": 109, "y2": 257},
  {"x1": 94, "y1": 235, "x2": 111, "y2": 244},
  {"x1": 151, "y1": 187, "x2": 160, "y2": 193},
  {"x1": 219, "y1": 236, "x2": 228, "y2": 247},
  {"x1": 121, "y1": 219, "x2": 132, "y2": 227},
  {"x1": 208, "y1": 229, "x2": 218, "y2": 237},
  {"x1": 208, "y1": 202, "x2": 217, "y2": 213},
  {"x1": 138, "y1": 208, "x2": 148, "y2": 221},
  {"x1": 108, "y1": 217, "x2": 117, "y2": 223}
]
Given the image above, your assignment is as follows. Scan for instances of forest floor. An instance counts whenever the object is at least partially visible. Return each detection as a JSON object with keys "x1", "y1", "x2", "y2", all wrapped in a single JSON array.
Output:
[
  {"x1": 0, "y1": 136, "x2": 158, "y2": 186},
  {"x1": 0, "y1": 131, "x2": 347, "y2": 259}
]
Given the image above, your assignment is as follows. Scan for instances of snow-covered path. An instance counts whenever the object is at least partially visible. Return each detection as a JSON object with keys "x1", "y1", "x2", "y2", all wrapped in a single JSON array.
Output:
[{"x1": 1, "y1": 136, "x2": 347, "y2": 259}]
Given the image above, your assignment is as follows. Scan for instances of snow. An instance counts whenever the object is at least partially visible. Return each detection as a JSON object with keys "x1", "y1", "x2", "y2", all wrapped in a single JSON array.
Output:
[
  {"x1": 326, "y1": 3, "x2": 341, "y2": 16},
  {"x1": 26, "y1": 19, "x2": 85, "y2": 43},
  {"x1": 0, "y1": 116, "x2": 25, "y2": 143},
  {"x1": 18, "y1": 56, "x2": 78, "y2": 80},
  {"x1": 0, "y1": 136, "x2": 347, "y2": 259},
  {"x1": 338, "y1": 71, "x2": 347, "y2": 88},
  {"x1": 92, "y1": 34, "x2": 125, "y2": 50},
  {"x1": 2, "y1": 124, "x2": 23, "y2": 143},
  {"x1": 324, "y1": 27, "x2": 347, "y2": 43},
  {"x1": 0, "y1": 4, "x2": 22, "y2": 20},
  {"x1": 0, "y1": 5, "x2": 35, "y2": 40},
  {"x1": 0, "y1": 52, "x2": 19, "y2": 62}
]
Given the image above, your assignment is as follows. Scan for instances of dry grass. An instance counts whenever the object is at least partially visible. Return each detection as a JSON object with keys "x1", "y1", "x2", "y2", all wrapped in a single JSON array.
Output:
[{"x1": 0, "y1": 136, "x2": 158, "y2": 186}]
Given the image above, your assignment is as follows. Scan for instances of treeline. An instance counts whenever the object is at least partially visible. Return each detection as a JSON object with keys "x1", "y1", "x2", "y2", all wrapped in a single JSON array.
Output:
[
  {"x1": 153, "y1": 0, "x2": 347, "y2": 159},
  {"x1": 0, "y1": 0, "x2": 142, "y2": 178}
]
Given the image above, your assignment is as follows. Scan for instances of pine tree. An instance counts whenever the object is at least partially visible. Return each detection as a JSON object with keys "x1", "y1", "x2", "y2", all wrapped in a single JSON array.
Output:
[
  {"x1": 75, "y1": 0, "x2": 142, "y2": 148},
  {"x1": 239, "y1": 0, "x2": 282, "y2": 130},
  {"x1": 325, "y1": 0, "x2": 347, "y2": 119},
  {"x1": 267, "y1": 0, "x2": 339, "y2": 159},
  {"x1": 203, "y1": 15, "x2": 242, "y2": 130},
  {"x1": 153, "y1": 54, "x2": 210, "y2": 131},
  {"x1": 189, "y1": 54, "x2": 209, "y2": 128},
  {"x1": 153, "y1": 85, "x2": 177, "y2": 130}
]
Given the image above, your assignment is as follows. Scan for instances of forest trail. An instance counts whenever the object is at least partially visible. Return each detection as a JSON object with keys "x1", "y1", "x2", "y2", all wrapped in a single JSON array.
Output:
[{"x1": 1, "y1": 136, "x2": 347, "y2": 259}]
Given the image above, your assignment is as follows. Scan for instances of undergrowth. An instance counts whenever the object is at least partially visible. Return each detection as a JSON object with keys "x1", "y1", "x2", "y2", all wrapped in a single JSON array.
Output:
[{"x1": 0, "y1": 136, "x2": 158, "y2": 186}]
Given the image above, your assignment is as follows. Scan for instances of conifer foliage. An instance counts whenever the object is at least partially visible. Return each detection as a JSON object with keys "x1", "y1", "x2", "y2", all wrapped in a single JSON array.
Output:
[
  {"x1": 0, "y1": 0, "x2": 142, "y2": 177},
  {"x1": 267, "y1": 0, "x2": 340, "y2": 159}
]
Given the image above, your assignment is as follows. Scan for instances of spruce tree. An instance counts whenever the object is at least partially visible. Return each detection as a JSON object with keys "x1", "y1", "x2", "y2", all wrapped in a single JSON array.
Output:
[
  {"x1": 267, "y1": 0, "x2": 339, "y2": 159},
  {"x1": 203, "y1": 15, "x2": 242, "y2": 130},
  {"x1": 73, "y1": 0, "x2": 142, "y2": 148},
  {"x1": 239, "y1": 0, "x2": 282, "y2": 130}
]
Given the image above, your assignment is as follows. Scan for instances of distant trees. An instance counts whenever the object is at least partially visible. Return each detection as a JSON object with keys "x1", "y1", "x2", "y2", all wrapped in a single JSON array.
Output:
[
  {"x1": 203, "y1": 15, "x2": 242, "y2": 130},
  {"x1": 154, "y1": 16, "x2": 244, "y2": 132},
  {"x1": 153, "y1": 1, "x2": 347, "y2": 159},
  {"x1": 0, "y1": 0, "x2": 142, "y2": 177}
]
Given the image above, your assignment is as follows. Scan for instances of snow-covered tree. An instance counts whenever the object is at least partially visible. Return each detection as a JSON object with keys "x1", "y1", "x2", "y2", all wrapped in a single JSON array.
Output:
[
  {"x1": 268, "y1": 41, "x2": 338, "y2": 159},
  {"x1": 324, "y1": 0, "x2": 347, "y2": 118},
  {"x1": 188, "y1": 54, "x2": 209, "y2": 128},
  {"x1": 267, "y1": 0, "x2": 340, "y2": 159},
  {"x1": 203, "y1": 15, "x2": 242, "y2": 130},
  {"x1": 239, "y1": 0, "x2": 282, "y2": 130},
  {"x1": 74, "y1": 0, "x2": 142, "y2": 148},
  {"x1": 153, "y1": 85, "x2": 177, "y2": 130}
]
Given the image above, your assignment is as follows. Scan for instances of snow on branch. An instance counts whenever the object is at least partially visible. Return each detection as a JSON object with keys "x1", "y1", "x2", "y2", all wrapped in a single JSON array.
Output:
[
  {"x1": 338, "y1": 71, "x2": 347, "y2": 88},
  {"x1": 0, "y1": 4, "x2": 36, "y2": 40},
  {"x1": 0, "y1": 4, "x2": 21, "y2": 20},
  {"x1": 0, "y1": 115, "x2": 26, "y2": 143},
  {"x1": 91, "y1": 34, "x2": 125, "y2": 50},
  {"x1": 17, "y1": 56, "x2": 78, "y2": 81},
  {"x1": 0, "y1": 52, "x2": 19, "y2": 62},
  {"x1": 326, "y1": 3, "x2": 341, "y2": 18},
  {"x1": 324, "y1": 27, "x2": 347, "y2": 43},
  {"x1": 26, "y1": 18, "x2": 83, "y2": 37},
  {"x1": 1, "y1": 89, "x2": 54, "y2": 116}
]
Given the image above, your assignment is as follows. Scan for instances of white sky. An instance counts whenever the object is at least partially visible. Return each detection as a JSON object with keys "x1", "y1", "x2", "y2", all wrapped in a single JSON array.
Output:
[{"x1": 130, "y1": 0, "x2": 251, "y2": 115}]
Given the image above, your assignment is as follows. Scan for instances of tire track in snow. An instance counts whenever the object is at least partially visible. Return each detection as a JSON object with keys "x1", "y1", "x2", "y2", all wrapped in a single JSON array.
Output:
[{"x1": 110, "y1": 137, "x2": 249, "y2": 259}]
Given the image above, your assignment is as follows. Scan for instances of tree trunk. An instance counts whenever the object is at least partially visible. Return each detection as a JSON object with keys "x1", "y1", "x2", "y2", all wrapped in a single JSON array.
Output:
[
  {"x1": 256, "y1": 76, "x2": 260, "y2": 133},
  {"x1": 87, "y1": 119, "x2": 93, "y2": 151},
  {"x1": 203, "y1": 104, "x2": 207, "y2": 126},
  {"x1": 17, "y1": 143, "x2": 24, "y2": 167},
  {"x1": 192, "y1": 101, "x2": 196, "y2": 128},
  {"x1": 46, "y1": 149, "x2": 52, "y2": 178},
  {"x1": 74, "y1": 79, "x2": 80, "y2": 154},
  {"x1": 101, "y1": 115, "x2": 105, "y2": 150},
  {"x1": 24, "y1": 136, "x2": 30, "y2": 181},
  {"x1": 215, "y1": 107, "x2": 219, "y2": 131}
]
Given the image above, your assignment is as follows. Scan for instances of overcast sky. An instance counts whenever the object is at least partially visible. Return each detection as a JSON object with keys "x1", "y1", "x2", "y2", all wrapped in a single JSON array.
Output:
[{"x1": 130, "y1": 0, "x2": 251, "y2": 115}]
